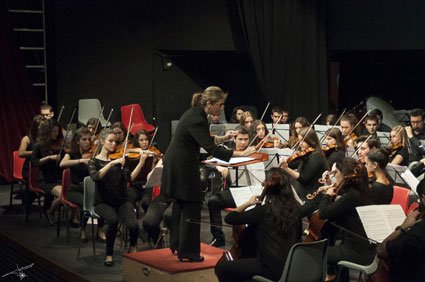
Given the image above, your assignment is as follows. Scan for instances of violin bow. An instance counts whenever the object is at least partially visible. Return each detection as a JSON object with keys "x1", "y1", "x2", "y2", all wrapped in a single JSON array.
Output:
[
  {"x1": 57, "y1": 107, "x2": 76, "y2": 161},
  {"x1": 120, "y1": 107, "x2": 135, "y2": 168},
  {"x1": 57, "y1": 105, "x2": 65, "y2": 122},
  {"x1": 291, "y1": 113, "x2": 322, "y2": 155},
  {"x1": 148, "y1": 127, "x2": 159, "y2": 150},
  {"x1": 256, "y1": 115, "x2": 283, "y2": 150},
  {"x1": 346, "y1": 109, "x2": 372, "y2": 138},
  {"x1": 93, "y1": 106, "x2": 105, "y2": 135},
  {"x1": 259, "y1": 102, "x2": 270, "y2": 121},
  {"x1": 92, "y1": 108, "x2": 114, "y2": 158},
  {"x1": 186, "y1": 218, "x2": 232, "y2": 228},
  {"x1": 350, "y1": 134, "x2": 373, "y2": 158},
  {"x1": 319, "y1": 108, "x2": 347, "y2": 144},
  {"x1": 387, "y1": 125, "x2": 403, "y2": 146}
]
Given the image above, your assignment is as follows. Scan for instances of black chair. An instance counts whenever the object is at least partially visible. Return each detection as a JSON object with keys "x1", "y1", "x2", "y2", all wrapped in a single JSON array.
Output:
[{"x1": 252, "y1": 239, "x2": 328, "y2": 282}]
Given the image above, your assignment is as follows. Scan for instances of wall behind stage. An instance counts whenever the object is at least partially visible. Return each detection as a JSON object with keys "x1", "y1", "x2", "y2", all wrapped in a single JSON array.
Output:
[{"x1": 52, "y1": 0, "x2": 238, "y2": 150}]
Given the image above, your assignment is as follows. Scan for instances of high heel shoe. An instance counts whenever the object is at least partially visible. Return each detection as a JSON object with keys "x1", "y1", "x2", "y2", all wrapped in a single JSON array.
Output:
[
  {"x1": 104, "y1": 260, "x2": 114, "y2": 267},
  {"x1": 97, "y1": 234, "x2": 107, "y2": 243},
  {"x1": 179, "y1": 256, "x2": 204, "y2": 263}
]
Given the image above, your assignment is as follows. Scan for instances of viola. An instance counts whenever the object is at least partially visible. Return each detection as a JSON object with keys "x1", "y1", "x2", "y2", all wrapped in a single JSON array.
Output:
[{"x1": 287, "y1": 147, "x2": 315, "y2": 164}]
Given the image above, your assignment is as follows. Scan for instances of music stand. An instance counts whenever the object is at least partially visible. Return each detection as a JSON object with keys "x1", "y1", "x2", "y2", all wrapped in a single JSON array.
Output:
[
  {"x1": 265, "y1": 123, "x2": 290, "y2": 143},
  {"x1": 377, "y1": 131, "x2": 390, "y2": 146},
  {"x1": 386, "y1": 164, "x2": 409, "y2": 187},
  {"x1": 314, "y1": 125, "x2": 342, "y2": 145}
]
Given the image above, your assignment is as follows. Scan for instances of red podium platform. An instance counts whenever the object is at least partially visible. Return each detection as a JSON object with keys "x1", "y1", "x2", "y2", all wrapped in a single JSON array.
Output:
[{"x1": 123, "y1": 243, "x2": 224, "y2": 282}]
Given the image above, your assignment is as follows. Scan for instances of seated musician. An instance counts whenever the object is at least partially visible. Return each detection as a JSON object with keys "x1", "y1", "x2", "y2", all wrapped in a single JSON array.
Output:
[
  {"x1": 377, "y1": 179, "x2": 425, "y2": 282},
  {"x1": 389, "y1": 125, "x2": 409, "y2": 166},
  {"x1": 370, "y1": 108, "x2": 391, "y2": 132},
  {"x1": 318, "y1": 158, "x2": 375, "y2": 281},
  {"x1": 230, "y1": 106, "x2": 244, "y2": 123},
  {"x1": 59, "y1": 127, "x2": 106, "y2": 241},
  {"x1": 365, "y1": 148, "x2": 394, "y2": 204},
  {"x1": 215, "y1": 168, "x2": 301, "y2": 282},
  {"x1": 340, "y1": 114, "x2": 359, "y2": 147},
  {"x1": 249, "y1": 120, "x2": 282, "y2": 149},
  {"x1": 405, "y1": 108, "x2": 425, "y2": 162},
  {"x1": 288, "y1": 116, "x2": 310, "y2": 148},
  {"x1": 111, "y1": 121, "x2": 128, "y2": 149},
  {"x1": 30, "y1": 118, "x2": 64, "y2": 224},
  {"x1": 239, "y1": 111, "x2": 254, "y2": 128},
  {"x1": 208, "y1": 125, "x2": 250, "y2": 247},
  {"x1": 86, "y1": 117, "x2": 101, "y2": 137},
  {"x1": 323, "y1": 128, "x2": 346, "y2": 168},
  {"x1": 128, "y1": 129, "x2": 161, "y2": 213},
  {"x1": 361, "y1": 115, "x2": 379, "y2": 140},
  {"x1": 270, "y1": 107, "x2": 284, "y2": 124},
  {"x1": 354, "y1": 136, "x2": 380, "y2": 164},
  {"x1": 40, "y1": 103, "x2": 54, "y2": 120},
  {"x1": 325, "y1": 114, "x2": 337, "y2": 126}
]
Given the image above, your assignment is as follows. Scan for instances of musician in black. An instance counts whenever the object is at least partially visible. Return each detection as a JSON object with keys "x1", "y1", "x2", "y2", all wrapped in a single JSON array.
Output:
[
  {"x1": 215, "y1": 168, "x2": 301, "y2": 282},
  {"x1": 365, "y1": 148, "x2": 394, "y2": 204},
  {"x1": 405, "y1": 108, "x2": 425, "y2": 162}
]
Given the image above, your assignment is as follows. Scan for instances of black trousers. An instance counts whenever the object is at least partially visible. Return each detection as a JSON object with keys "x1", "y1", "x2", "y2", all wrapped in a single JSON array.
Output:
[
  {"x1": 215, "y1": 257, "x2": 276, "y2": 282},
  {"x1": 127, "y1": 185, "x2": 153, "y2": 214},
  {"x1": 67, "y1": 185, "x2": 104, "y2": 228},
  {"x1": 170, "y1": 199, "x2": 202, "y2": 259},
  {"x1": 95, "y1": 201, "x2": 139, "y2": 256},
  {"x1": 142, "y1": 195, "x2": 172, "y2": 243},
  {"x1": 207, "y1": 189, "x2": 235, "y2": 241}
]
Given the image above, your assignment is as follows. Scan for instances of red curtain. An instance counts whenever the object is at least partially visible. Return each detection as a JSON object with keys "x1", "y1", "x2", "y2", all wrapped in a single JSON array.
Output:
[{"x1": 0, "y1": 2, "x2": 40, "y2": 183}]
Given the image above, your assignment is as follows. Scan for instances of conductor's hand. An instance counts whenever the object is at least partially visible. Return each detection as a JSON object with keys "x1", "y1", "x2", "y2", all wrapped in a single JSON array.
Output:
[
  {"x1": 224, "y1": 130, "x2": 238, "y2": 142},
  {"x1": 242, "y1": 146, "x2": 257, "y2": 157}
]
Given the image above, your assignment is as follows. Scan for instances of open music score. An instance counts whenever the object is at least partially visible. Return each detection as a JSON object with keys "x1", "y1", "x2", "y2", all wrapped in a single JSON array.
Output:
[
  {"x1": 356, "y1": 204, "x2": 406, "y2": 243},
  {"x1": 229, "y1": 186, "x2": 264, "y2": 211},
  {"x1": 204, "y1": 157, "x2": 258, "y2": 166}
]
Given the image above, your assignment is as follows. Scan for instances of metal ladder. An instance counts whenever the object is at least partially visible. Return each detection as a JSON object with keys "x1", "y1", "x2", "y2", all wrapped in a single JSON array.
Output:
[{"x1": 8, "y1": 0, "x2": 48, "y2": 103}]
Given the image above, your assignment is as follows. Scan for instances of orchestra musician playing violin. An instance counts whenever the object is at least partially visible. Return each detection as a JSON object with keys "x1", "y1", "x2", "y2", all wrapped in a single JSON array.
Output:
[
  {"x1": 162, "y1": 86, "x2": 256, "y2": 263},
  {"x1": 370, "y1": 108, "x2": 392, "y2": 132},
  {"x1": 361, "y1": 115, "x2": 379, "y2": 140},
  {"x1": 340, "y1": 114, "x2": 359, "y2": 147},
  {"x1": 215, "y1": 168, "x2": 301, "y2": 282},
  {"x1": 279, "y1": 127, "x2": 328, "y2": 199},
  {"x1": 30, "y1": 118, "x2": 64, "y2": 224},
  {"x1": 377, "y1": 178, "x2": 425, "y2": 282},
  {"x1": 207, "y1": 125, "x2": 250, "y2": 248},
  {"x1": 249, "y1": 120, "x2": 282, "y2": 149},
  {"x1": 323, "y1": 128, "x2": 346, "y2": 168},
  {"x1": 317, "y1": 158, "x2": 375, "y2": 282},
  {"x1": 270, "y1": 107, "x2": 287, "y2": 124},
  {"x1": 365, "y1": 148, "x2": 394, "y2": 204},
  {"x1": 127, "y1": 129, "x2": 161, "y2": 213},
  {"x1": 59, "y1": 127, "x2": 106, "y2": 241},
  {"x1": 388, "y1": 125, "x2": 409, "y2": 166},
  {"x1": 86, "y1": 117, "x2": 101, "y2": 137},
  {"x1": 354, "y1": 136, "x2": 379, "y2": 163},
  {"x1": 288, "y1": 116, "x2": 310, "y2": 148},
  {"x1": 88, "y1": 128, "x2": 139, "y2": 266},
  {"x1": 111, "y1": 121, "x2": 128, "y2": 149},
  {"x1": 239, "y1": 111, "x2": 254, "y2": 129}
]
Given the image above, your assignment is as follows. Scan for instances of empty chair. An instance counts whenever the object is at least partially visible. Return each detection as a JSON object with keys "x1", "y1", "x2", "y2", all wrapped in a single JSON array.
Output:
[
  {"x1": 78, "y1": 99, "x2": 110, "y2": 127},
  {"x1": 121, "y1": 104, "x2": 155, "y2": 135},
  {"x1": 390, "y1": 186, "x2": 410, "y2": 214},
  {"x1": 10, "y1": 151, "x2": 26, "y2": 210},
  {"x1": 252, "y1": 239, "x2": 328, "y2": 282}
]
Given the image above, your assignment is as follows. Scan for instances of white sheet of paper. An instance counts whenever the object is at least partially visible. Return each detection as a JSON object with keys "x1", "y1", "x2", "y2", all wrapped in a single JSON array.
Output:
[
  {"x1": 401, "y1": 169, "x2": 419, "y2": 193},
  {"x1": 356, "y1": 205, "x2": 406, "y2": 243},
  {"x1": 205, "y1": 157, "x2": 256, "y2": 165},
  {"x1": 145, "y1": 166, "x2": 163, "y2": 187},
  {"x1": 229, "y1": 186, "x2": 264, "y2": 211}
]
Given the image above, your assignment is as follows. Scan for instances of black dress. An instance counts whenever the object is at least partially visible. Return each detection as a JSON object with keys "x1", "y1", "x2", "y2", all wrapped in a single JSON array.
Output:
[
  {"x1": 294, "y1": 151, "x2": 328, "y2": 198},
  {"x1": 390, "y1": 147, "x2": 409, "y2": 166},
  {"x1": 370, "y1": 181, "x2": 393, "y2": 205},
  {"x1": 161, "y1": 105, "x2": 233, "y2": 258},
  {"x1": 215, "y1": 205, "x2": 302, "y2": 282}
]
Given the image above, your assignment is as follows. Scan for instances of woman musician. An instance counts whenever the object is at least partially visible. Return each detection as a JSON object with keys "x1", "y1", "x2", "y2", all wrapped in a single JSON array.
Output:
[
  {"x1": 215, "y1": 168, "x2": 301, "y2": 282},
  {"x1": 323, "y1": 127, "x2": 346, "y2": 169},
  {"x1": 59, "y1": 127, "x2": 106, "y2": 241},
  {"x1": 249, "y1": 120, "x2": 282, "y2": 148},
  {"x1": 388, "y1": 125, "x2": 409, "y2": 166}
]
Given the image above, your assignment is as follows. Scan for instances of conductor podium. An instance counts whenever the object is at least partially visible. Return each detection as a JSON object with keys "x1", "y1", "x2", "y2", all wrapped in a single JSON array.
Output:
[{"x1": 123, "y1": 243, "x2": 224, "y2": 282}]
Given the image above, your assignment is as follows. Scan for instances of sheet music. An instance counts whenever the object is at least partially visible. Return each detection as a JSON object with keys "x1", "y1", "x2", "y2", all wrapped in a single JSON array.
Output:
[
  {"x1": 205, "y1": 157, "x2": 256, "y2": 165},
  {"x1": 314, "y1": 125, "x2": 342, "y2": 145},
  {"x1": 401, "y1": 169, "x2": 419, "y2": 193},
  {"x1": 229, "y1": 186, "x2": 264, "y2": 211},
  {"x1": 356, "y1": 205, "x2": 406, "y2": 243},
  {"x1": 145, "y1": 166, "x2": 163, "y2": 187}
]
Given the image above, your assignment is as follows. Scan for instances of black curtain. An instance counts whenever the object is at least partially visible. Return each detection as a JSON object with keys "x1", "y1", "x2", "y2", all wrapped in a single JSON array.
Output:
[
  {"x1": 230, "y1": 0, "x2": 329, "y2": 120},
  {"x1": 0, "y1": 2, "x2": 40, "y2": 182}
]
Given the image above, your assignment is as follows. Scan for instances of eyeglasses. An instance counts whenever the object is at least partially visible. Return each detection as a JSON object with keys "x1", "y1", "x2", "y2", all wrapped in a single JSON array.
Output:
[{"x1": 42, "y1": 113, "x2": 50, "y2": 117}]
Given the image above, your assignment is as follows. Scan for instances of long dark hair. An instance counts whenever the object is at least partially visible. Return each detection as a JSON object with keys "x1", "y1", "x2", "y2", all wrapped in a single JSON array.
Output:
[
  {"x1": 37, "y1": 118, "x2": 64, "y2": 152},
  {"x1": 132, "y1": 129, "x2": 151, "y2": 148},
  {"x1": 264, "y1": 168, "x2": 300, "y2": 235},
  {"x1": 366, "y1": 147, "x2": 392, "y2": 170},
  {"x1": 70, "y1": 127, "x2": 91, "y2": 154},
  {"x1": 249, "y1": 120, "x2": 269, "y2": 145},
  {"x1": 28, "y1": 114, "x2": 45, "y2": 141},
  {"x1": 335, "y1": 158, "x2": 371, "y2": 205},
  {"x1": 325, "y1": 127, "x2": 346, "y2": 151}
]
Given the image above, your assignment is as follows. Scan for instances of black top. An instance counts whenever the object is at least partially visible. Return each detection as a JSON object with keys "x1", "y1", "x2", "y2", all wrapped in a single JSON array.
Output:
[
  {"x1": 387, "y1": 219, "x2": 425, "y2": 282},
  {"x1": 408, "y1": 129, "x2": 425, "y2": 162},
  {"x1": 225, "y1": 205, "x2": 301, "y2": 280},
  {"x1": 68, "y1": 151, "x2": 89, "y2": 185},
  {"x1": 370, "y1": 181, "x2": 393, "y2": 205},
  {"x1": 162, "y1": 106, "x2": 233, "y2": 202},
  {"x1": 128, "y1": 157, "x2": 154, "y2": 185},
  {"x1": 30, "y1": 143, "x2": 63, "y2": 183},
  {"x1": 88, "y1": 158, "x2": 131, "y2": 206},
  {"x1": 326, "y1": 149, "x2": 345, "y2": 169},
  {"x1": 390, "y1": 147, "x2": 409, "y2": 167},
  {"x1": 318, "y1": 184, "x2": 372, "y2": 253},
  {"x1": 297, "y1": 151, "x2": 328, "y2": 196},
  {"x1": 22, "y1": 135, "x2": 34, "y2": 178}
]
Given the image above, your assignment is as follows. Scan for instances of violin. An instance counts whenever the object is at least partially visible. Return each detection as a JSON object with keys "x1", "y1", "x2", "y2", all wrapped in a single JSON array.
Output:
[
  {"x1": 256, "y1": 136, "x2": 279, "y2": 149},
  {"x1": 344, "y1": 132, "x2": 357, "y2": 144},
  {"x1": 391, "y1": 143, "x2": 403, "y2": 151},
  {"x1": 109, "y1": 143, "x2": 133, "y2": 159},
  {"x1": 287, "y1": 147, "x2": 315, "y2": 164}
]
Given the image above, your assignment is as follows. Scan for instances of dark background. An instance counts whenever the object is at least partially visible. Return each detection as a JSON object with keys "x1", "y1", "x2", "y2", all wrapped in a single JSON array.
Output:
[{"x1": 19, "y1": 0, "x2": 425, "y2": 150}]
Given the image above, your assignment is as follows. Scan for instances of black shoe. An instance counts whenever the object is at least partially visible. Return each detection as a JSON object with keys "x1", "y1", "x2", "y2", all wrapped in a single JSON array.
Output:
[
  {"x1": 69, "y1": 219, "x2": 80, "y2": 228},
  {"x1": 170, "y1": 247, "x2": 177, "y2": 255},
  {"x1": 97, "y1": 234, "x2": 107, "y2": 243},
  {"x1": 179, "y1": 256, "x2": 204, "y2": 262},
  {"x1": 104, "y1": 260, "x2": 114, "y2": 267},
  {"x1": 210, "y1": 238, "x2": 225, "y2": 247}
]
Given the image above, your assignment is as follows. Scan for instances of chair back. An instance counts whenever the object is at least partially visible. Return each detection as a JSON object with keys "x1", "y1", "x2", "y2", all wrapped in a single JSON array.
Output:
[
  {"x1": 61, "y1": 169, "x2": 71, "y2": 202},
  {"x1": 152, "y1": 186, "x2": 161, "y2": 200},
  {"x1": 121, "y1": 104, "x2": 155, "y2": 134},
  {"x1": 28, "y1": 164, "x2": 44, "y2": 193},
  {"x1": 280, "y1": 239, "x2": 327, "y2": 282},
  {"x1": 407, "y1": 202, "x2": 419, "y2": 215},
  {"x1": 83, "y1": 176, "x2": 97, "y2": 214},
  {"x1": 390, "y1": 186, "x2": 410, "y2": 214},
  {"x1": 13, "y1": 151, "x2": 25, "y2": 181},
  {"x1": 78, "y1": 99, "x2": 110, "y2": 127}
]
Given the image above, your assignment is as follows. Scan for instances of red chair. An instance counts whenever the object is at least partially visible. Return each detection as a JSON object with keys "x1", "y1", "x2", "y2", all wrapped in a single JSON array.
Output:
[
  {"x1": 390, "y1": 186, "x2": 411, "y2": 214},
  {"x1": 152, "y1": 186, "x2": 161, "y2": 200},
  {"x1": 121, "y1": 104, "x2": 155, "y2": 135},
  {"x1": 407, "y1": 202, "x2": 419, "y2": 215},
  {"x1": 57, "y1": 169, "x2": 79, "y2": 242},
  {"x1": 10, "y1": 151, "x2": 26, "y2": 210},
  {"x1": 28, "y1": 164, "x2": 46, "y2": 222}
]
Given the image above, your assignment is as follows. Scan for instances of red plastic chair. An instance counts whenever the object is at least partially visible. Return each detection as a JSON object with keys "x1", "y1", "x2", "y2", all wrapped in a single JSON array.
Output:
[
  {"x1": 152, "y1": 186, "x2": 161, "y2": 200},
  {"x1": 390, "y1": 186, "x2": 411, "y2": 214},
  {"x1": 28, "y1": 164, "x2": 46, "y2": 222},
  {"x1": 58, "y1": 169, "x2": 79, "y2": 242},
  {"x1": 121, "y1": 104, "x2": 155, "y2": 135},
  {"x1": 10, "y1": 151, "x2": 26, "y2": 210},
  {"x1": 407, "y1": 202, "x2": 419, "y2": 215}
]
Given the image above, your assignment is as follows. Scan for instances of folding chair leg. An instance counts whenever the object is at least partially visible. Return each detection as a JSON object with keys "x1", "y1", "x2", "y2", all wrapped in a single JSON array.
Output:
[
  {"x1": 65, "y1": 206, "x2": 70, "y2": 243},
  {"x1": 77, "y1": 211, "x2": 83, "y2": 259},
  {"x1": 91, "y1": 216, "x2": 96, "y2": 259},
  {"x1": 57, "y1": 204, "x2": 62, "y2": 237},
  {"x1": 9, "y1": 182, "x2": 14, "y2": 208}
]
